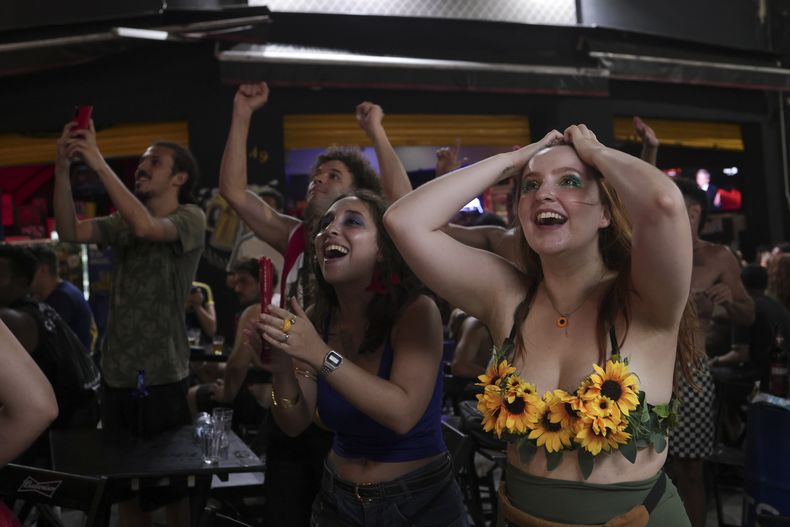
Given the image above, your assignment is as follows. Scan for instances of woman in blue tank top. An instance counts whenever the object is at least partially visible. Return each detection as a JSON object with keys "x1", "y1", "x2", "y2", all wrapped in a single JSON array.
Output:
[
  {"x1": 253, "y1": 189, "x2": 467, "y2": 526},
  {"x1": 385, "y1": 126, "x2": 700, "y2": 526}
]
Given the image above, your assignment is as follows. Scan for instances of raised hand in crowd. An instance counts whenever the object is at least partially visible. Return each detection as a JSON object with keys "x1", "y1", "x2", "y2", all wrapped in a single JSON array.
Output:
[{"x1": 634, "y1": 115, "x2": 659, "y2": 166}]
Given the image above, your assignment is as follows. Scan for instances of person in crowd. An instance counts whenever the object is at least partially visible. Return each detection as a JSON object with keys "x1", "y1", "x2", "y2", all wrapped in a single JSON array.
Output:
[
  {"x1": 768, "y1": 253, "x2": 790, "y2": 313},
  {"x1": 438, "y1": 116, "x2": 660, "y2": 266},
  {"x1": 227, "y1": 186, "x2": 285, "y2": 286},
  {"x1": 0, "y1": 244, "x2": 100, "y2": 464},
  {"x1": 0, "y1": 319, "x2": 58, "y2": 466},
  {"x1": 670, "y1": 177, "x2": 754, "y2": 527},
  {"x1": 28, "y1": 244, "x2": 98, "y2": 355},
  {"x1": 448, "y1": 308, "x2": 493, "y2": 381},
  {"x1": 253, "y1": 190, "x2": 466, "y2": 526},
  {"x1": 715, "y1": 265, "x2": 790, "y2": 387},
  {"x1": 186, "y1": 281, "x2": 216, "y2": 344},
  {"x1": 219, "y1": 82, "x2": 412, "y2": 526},
  {"x1": 188, "y1": 259, "x2": 271, "y2": 432},
  {"x1": 695, "y1": 168, "x2": 720, "y2": 210},
  {"x1": 385, "y1": 125, "x2": 696, "y2": 525},
  {"x1": 53, "y1": 120, "x2": 205, "y2": 527},
  {"x1": 755, "y1": 243, "x2": 774, "y2": 268}
]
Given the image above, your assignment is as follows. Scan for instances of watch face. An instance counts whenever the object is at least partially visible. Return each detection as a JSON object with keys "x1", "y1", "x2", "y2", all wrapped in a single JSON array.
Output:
[{"x1": 327, "y1": 351, "x2": 343, "y2": 367}]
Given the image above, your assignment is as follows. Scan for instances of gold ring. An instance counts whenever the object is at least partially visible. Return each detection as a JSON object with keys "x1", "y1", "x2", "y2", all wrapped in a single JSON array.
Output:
[{"x1": 282, "y1": 318, "x2": 293, "y2": 333}]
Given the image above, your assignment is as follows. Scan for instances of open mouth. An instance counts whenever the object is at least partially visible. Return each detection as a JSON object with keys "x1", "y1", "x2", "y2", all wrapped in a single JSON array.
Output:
[
  {"x1": 323, "y1": 244, "x2": 349, "y2": 260},
  {"x1": 535, "y1": 211, "x2": 567, "y2": 226}
]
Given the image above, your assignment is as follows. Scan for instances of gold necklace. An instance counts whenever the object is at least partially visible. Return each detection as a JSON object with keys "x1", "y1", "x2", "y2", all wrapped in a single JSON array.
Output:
[{"x1": 544, "y1": 271, "x2": 607, "y2": 333}]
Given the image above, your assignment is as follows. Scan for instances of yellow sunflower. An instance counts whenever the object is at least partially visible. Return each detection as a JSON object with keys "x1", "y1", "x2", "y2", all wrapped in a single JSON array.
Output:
[
  {"x1": 583, "y1": 360, "x2": 640, "y2": 416},
  {"x1": 549, "y1": 389, "x2": 582, "y2": 431},
  {"x1": 505, "y1": 375, "x2": 537, "y2": 399},
  {"x1": 501, "y1": 388, "x2": 540, "y2": 435},
  {"x1": 476, "y1": 386, "x2": 507, "y2": 437},
  {"x1": 575, "y1": 415, "x2": 632, "y2": 455},
  {"x1": 477, "y1": 359, "x2": 516, "y2": 388},
  {"x1": 584, "y1": 395, "x2": 623, "y2": 433},
  {"x1": 528, "y1": 392, "x2": 574, "y2": 453}
]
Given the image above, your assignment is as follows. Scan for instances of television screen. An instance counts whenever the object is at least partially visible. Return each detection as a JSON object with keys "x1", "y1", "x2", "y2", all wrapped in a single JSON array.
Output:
[{"x1": 663, "y1": 165, "x2": 742, "y2": 212}]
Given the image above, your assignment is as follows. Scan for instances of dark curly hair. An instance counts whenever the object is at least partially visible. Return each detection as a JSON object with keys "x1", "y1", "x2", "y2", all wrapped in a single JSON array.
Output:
[
  {"x1": 152, "y1": 141, "x2": 200, "y2": 204},
  {"x1": 313, "y1": 147, "x2": 382, "y2": 195},
  {"x1": 309, "y1": 190, "x2": 422, "y2": 355}
]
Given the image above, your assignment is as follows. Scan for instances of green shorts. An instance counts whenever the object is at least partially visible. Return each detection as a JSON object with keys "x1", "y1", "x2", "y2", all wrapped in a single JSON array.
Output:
[{"x1": 497, "y1": 463, "x2": 690, "y2": 526}]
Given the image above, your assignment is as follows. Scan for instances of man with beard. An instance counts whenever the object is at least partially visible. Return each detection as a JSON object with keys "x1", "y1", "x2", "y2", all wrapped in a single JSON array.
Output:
[
  {"x1": 54, "y1": 120, "x2": 205, "y2": 527},
  {"x1": 219, "y1": 83, "x2": 411, "y2": 527}
]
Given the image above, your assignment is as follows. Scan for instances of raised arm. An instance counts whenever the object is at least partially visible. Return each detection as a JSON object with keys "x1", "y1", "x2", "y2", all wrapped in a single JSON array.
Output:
[
  {"x1": 261, "y1": 296, "x2": 443, "y2": 435},
  {"x1": 219, "y1": 83, "x2": 299, "y2": 255},
  {"x1": 384, "y1": 130, "x2": 563, "y2": 323},
  {"x1": 53, "y1": 123, "x2": 101, "y2": 243},
  {"x1": 565, "y1": 124, "x2": 691, "y2": 328},
  {"x1": 356, "y1": 102, "x2": 412, "y2": 202},
  {"x1": 188, "y1": 286, "x2": 217, "y2": 338},
  {"x1": 0, "y1": 320, "x2": 58, "y2": 465},
  {"x1": 64, "y1": 122, "x2": 181, "y2": 242},
  {"x1": 634, "y1": 116, "x2": 659, "y2": 167}
]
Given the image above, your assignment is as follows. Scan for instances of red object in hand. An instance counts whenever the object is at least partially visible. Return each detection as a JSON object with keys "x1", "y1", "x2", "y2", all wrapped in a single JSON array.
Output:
[
  {"x1": 259, "y1": 257, "x2": 273, "y2": 313},
  {"x1": 72, "y1": 105, "x2": 93, "y2": 129},
  {"x1": 259, "y1": 257, "x2": 274, "y2": 363}
]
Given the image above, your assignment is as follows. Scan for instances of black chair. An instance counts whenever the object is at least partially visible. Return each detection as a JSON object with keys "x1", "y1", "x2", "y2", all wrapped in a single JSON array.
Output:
[
  {"x1": 442, "y1": 419, "x2": 495, "y2": 526},
  {"x1": 0, "y1": 463, "x2": 109, "y2": 527},
  {"x1": 757, "y1": 514, "x2": 790, "y2": 526},
  {"x1": 706, "y1": 373, "x2": 753, "y2": 527}
]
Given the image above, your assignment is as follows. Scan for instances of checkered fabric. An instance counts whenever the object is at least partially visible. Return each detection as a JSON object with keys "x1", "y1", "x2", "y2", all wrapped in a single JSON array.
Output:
[{"x1": 669, "y1": 363, "x2": 716, "y2": 458}]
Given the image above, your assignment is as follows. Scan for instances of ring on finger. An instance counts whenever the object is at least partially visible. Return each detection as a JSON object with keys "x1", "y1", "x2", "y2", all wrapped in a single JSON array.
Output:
[
  {"x1": 281, "y1": 333, "x2": 289, "y2": 343},
  {"x1": 282, "y1": 318, "x2": 293, "y2": 333}
]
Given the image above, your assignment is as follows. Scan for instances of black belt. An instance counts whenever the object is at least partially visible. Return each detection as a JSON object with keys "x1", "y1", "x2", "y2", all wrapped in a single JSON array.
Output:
[{"x1": 327, "y1": 455, "x2": 452, "y2": 502}]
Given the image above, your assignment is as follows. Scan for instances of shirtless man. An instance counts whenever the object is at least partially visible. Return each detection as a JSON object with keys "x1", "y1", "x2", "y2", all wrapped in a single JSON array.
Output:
[{"x1": 671, "y1": 177, "x2": 754, "y2": 527}]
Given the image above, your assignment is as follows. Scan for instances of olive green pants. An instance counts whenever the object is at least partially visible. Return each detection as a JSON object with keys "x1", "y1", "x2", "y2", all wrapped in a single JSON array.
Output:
[{"x1": 497, "y1": 464, "x2": 690, "y2": 526}]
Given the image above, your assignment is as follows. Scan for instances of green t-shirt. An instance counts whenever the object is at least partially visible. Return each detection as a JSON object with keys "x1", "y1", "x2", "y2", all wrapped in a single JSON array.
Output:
[{"x1": 96, "y1": 204, "x2": 206, "y2": 388}]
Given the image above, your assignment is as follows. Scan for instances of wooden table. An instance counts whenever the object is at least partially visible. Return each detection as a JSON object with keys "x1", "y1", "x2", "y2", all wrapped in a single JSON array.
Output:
[{"x1": 50, "y1": 426, "x2": 264, "y2": 526}]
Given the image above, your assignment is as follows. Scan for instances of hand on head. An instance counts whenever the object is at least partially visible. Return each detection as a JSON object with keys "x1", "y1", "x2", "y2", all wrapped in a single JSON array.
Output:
[
  {"x1": 233, "y1": 82, "x2": 270, "y2": 116},
  {"x1": 355, "y1": 101, "x2": 384, "y2": 135},
  {"x1": 508, "y1": 129, "x2": 564, "y2": 174},
  {"x1": 563, "y1": 124, "x2": 605, "y2": 166}
]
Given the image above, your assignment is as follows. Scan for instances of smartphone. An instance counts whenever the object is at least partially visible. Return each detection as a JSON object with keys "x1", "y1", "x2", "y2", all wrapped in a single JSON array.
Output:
[
  {"x1": 259, "y1": 257, "x2": 274, "y2": 363},
  {"x1": 259, "y1": 256, "x2": 274, "y2": 313},
  {"x1": 72, "y1": 105, "x2": 93, "y2": 129}
]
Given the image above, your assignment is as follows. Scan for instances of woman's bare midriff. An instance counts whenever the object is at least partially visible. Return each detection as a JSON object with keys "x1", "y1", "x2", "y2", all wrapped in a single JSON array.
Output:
[
  {"x1": 507, "y1": 443, "x2": 667, "y2": 484},
  {"x1": 328, "y1": 451, "x2": 445, "y2": 484}
]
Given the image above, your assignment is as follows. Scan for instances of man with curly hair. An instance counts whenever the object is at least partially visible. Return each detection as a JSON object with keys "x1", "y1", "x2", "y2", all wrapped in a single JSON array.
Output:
[{"x1": 219, "y1": 82, "x2": 412, "y2": 527}]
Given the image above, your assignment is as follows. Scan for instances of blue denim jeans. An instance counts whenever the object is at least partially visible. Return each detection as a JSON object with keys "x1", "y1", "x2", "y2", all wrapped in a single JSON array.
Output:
[{"x1": 311, "y1": 453, "x2": 468, "y2": 527}]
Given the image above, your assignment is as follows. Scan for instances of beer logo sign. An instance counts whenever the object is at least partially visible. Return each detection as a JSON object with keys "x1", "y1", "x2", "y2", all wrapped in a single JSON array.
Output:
[{"x1": 17, "y1": 477, "x2": 62, "y2": 498}]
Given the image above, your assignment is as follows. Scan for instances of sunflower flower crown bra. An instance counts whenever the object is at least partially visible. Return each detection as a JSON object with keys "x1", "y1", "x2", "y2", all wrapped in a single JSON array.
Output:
[{"x1": 476, "y1": 319, "x2": 679, "y2": 480}]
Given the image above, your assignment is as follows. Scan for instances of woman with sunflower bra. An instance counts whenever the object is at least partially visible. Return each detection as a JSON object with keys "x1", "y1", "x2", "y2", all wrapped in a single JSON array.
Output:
[
  {"x1": 385, "y1": 125, "x2": 699, "y2": 526},
  {"x1": 250, "y1": 190, "x2": 467, "y2": 526}
]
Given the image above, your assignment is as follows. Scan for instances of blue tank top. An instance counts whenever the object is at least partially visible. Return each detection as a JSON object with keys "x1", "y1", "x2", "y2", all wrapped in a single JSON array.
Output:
[{"x1": 316, "y1": 338, "x2": 447, "y2": 462}]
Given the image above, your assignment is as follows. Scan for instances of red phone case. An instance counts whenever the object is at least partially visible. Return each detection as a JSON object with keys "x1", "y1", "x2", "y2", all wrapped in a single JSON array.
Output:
[
  {"x1": 259, "y1": 257, "x2": 274, "y2": 363},
  {"x1": 72, "y1": 105, "x2": 93, "y2": 129}
]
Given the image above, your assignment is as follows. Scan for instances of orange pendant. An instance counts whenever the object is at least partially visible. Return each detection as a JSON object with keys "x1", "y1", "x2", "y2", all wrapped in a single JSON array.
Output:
[{"x1": 556, "y1": 316, "x2": 568, "y2": 329}]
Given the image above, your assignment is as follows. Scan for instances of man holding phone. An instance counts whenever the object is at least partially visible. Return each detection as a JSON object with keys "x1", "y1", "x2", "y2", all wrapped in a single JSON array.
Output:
[{"x1": 54, "y1": 116, "x2": 205, "y2": 527}]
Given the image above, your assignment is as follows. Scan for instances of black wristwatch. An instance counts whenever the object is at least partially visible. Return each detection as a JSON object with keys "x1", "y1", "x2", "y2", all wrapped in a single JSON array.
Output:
[{"x1": 318, "y1": 350, "x2": 343, "y2": 378}]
